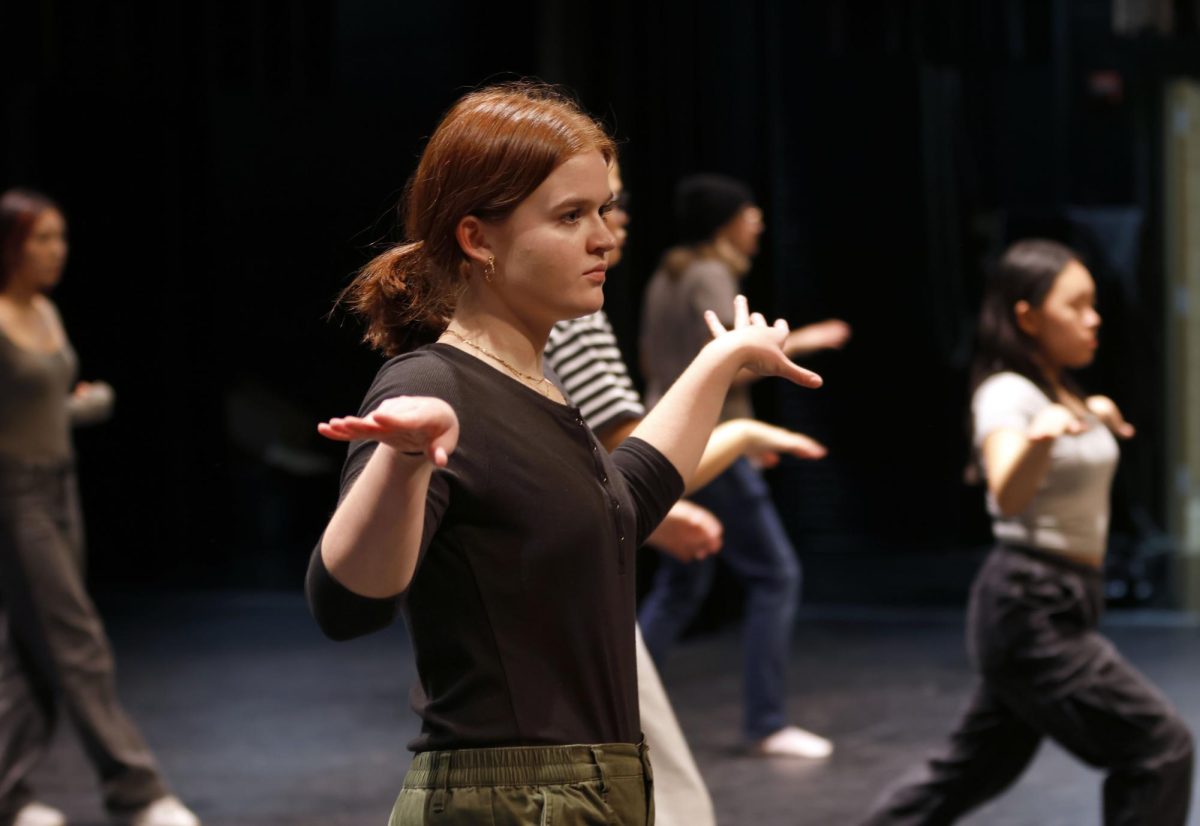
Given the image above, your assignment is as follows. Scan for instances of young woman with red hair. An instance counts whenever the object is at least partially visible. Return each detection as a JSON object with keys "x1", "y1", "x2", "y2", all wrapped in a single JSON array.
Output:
[{"x1": 307, "y1": 83, "x2": 823, "y2": 824}]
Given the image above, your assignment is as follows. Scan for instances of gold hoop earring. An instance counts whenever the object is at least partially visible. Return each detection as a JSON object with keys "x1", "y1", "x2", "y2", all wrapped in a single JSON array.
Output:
[{"x1": 483, "y1": 256, "x2": 496, "y2": 283}]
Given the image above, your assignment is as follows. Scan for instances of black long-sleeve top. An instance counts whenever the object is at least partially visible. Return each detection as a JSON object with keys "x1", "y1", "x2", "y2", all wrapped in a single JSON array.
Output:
[{"x1": 307, "y1": 343, "x2": 683, "y2": 753}]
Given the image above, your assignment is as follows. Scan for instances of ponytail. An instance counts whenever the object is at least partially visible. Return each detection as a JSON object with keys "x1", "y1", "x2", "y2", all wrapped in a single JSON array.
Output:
[{"x1": 339, "y1": 241, "x2": 463, "y2": 356}]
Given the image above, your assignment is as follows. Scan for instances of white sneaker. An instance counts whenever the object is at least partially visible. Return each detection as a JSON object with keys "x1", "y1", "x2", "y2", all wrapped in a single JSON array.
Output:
[
  {"x1": 115, "y1": 796, "x2": 200, "y2": 826},
  {"x1": 749, "y1": 725, "x2": 834, "y2": 759},
  {"x1": 14, "y1": 802, "x2": 66, "y2": 826}
]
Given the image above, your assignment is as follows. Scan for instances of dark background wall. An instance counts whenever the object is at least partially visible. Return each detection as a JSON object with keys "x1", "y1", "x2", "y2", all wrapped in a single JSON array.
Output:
[{"x1": 3, "y1": 0, "x2": 1197, "y2": 607}]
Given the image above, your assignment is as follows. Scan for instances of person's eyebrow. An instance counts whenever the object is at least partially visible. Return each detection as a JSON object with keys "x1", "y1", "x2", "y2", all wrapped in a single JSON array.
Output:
[{"x1": 549, "y1": 192, "x2": 614, "y2": 211}]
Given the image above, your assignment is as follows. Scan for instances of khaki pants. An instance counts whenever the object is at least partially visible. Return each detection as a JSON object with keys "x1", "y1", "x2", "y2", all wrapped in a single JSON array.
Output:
[
  {"x1": 390, "y1": 742, "x2": 653, "y2": 825},
  {"x1": 635, "y1": 626, "x2": 714, "y2": 826}
]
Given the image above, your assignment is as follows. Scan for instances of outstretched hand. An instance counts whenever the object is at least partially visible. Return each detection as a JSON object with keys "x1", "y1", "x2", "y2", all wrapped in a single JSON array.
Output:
[
  {"x1": 784, "y1": 318, "x2": 852, "y2": 357},
  {"x1": 705, "y1": 295, "x2": 823, "y2": 389},
  {"x1": 1086, "y1": 395, "x2": 1135, "y2": 440},
  {"x1": 318, "y1": 396, "x2": 460, "y2": 467},
  {"x1": 738, "y1": 419, "x2": 827, "y2": 469}
]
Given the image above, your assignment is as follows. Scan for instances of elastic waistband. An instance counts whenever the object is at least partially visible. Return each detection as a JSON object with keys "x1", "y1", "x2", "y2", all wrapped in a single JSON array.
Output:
[
  {"x1": 997, "y1": 542, "x2": 1103, "y2": 578},
  {"x1": 405, "y1": 742, "x2": 647, "y2": 789}
]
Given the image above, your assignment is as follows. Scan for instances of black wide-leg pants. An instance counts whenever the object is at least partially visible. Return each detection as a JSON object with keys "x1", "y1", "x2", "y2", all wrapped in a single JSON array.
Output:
[{"x1": 864, "y1": 544, "x2": 1193, "y2": 826}]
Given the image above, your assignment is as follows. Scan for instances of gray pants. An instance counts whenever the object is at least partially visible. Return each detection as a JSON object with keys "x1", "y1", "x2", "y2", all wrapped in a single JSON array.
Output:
[
  {"x1": 0, "y1": 458, "x2": 166, "y2": 821},
  {"x1": 864, "y1": 544, "x2": 1193, "y2": 826}
]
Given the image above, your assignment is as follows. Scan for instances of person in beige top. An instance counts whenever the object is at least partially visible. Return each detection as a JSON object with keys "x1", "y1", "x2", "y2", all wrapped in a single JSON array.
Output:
[
  {"x1": 0, "y1": 190, "x2": 199, "y2": 826},
  {"x1": 863, "y1": 239, "x2": 1193, "y2": 825}
]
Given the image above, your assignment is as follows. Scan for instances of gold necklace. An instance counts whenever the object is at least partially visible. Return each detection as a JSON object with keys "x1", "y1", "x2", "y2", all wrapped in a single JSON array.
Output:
[{"x1": 442, "y1": 328, "x2": 555, "y2": 398}]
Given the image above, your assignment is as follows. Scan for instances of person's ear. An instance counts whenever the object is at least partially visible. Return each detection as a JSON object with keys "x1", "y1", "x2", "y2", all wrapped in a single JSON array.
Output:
[
  {"x1": 1013, "y1": 299, "x2": 1040, "y2": 337},
  {"x1": 455, "y1": 215, "x2": 494, "y2": 268}
]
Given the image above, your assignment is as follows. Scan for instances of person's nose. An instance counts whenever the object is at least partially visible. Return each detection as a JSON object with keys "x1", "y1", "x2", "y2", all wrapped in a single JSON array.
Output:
[{"x1": 590, "y1": 215, "x2": 616, "y2": 256}]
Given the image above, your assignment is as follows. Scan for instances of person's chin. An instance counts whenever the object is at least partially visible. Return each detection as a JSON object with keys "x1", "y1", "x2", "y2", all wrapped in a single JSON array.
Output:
[{"x1": 581, "y1": 288, "x2": 605, "y2": 314}]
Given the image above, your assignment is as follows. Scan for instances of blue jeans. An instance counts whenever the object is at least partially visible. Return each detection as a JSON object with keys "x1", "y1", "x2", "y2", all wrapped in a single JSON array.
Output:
[{"x1": 638, "y1": 458, "x2": 800, "y2": 740}]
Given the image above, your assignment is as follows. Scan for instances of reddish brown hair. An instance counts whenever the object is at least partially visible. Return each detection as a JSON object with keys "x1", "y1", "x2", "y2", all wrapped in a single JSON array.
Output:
[
  {"x1": 342, "y1": 81, "x2": 616, "y2": 355},
  {"x1": 0, "y1": 188, "x2": 60, "y2": 291}
]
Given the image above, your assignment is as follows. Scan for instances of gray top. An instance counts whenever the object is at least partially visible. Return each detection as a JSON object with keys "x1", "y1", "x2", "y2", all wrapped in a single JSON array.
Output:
[
  {"x1": 0, "y1": 329, "x2": 77, "y2": 462},
  {"x1": 640, "y1": 255, "x2": 752, "y2": 421},
  {"x1": 972, "y1": 371, "x2": 1119, "y2": 557},
  {"x1": 0, "y1": 325, "x2": 113, "y2": 464}
]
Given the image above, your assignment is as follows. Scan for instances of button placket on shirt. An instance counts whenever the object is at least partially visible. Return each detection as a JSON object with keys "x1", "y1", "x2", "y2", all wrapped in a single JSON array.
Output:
[{"x1": 574, "y1": 409, "x2": 630, "y2": 564}]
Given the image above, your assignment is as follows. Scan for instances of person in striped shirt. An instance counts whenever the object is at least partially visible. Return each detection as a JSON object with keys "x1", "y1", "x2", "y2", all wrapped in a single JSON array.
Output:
[{"x1": 545, "y1": 162, "x2": 827, "y2": 826}]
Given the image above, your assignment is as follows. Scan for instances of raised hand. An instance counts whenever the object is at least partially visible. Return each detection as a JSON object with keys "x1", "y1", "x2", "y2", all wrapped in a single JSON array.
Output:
[
  {"x1": 705, "y1": 295, "x2": 823, "y2": 389},
  {"x1": 318, "y1": 396, "x2": 460, "y2": 467},
  {"x1": 1086, "y1": 395, "x2": 1135, "y2": 439},
  {"x1": 1028, "y1": 403, "x2": 1086, "y2": 443}
]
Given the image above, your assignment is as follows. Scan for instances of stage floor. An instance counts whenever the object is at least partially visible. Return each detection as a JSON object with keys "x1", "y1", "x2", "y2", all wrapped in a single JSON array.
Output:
[{"x1": 26, "y1": 591, "x2": 1200, "y2": 825}]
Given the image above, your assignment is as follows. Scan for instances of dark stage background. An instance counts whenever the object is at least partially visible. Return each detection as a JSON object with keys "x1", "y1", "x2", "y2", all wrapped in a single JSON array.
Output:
[{"x1": 3, "y1": 0, "x2": 1198, "y2": 610}]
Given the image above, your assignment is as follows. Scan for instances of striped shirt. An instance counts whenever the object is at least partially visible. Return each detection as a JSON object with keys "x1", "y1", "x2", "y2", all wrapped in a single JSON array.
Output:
[{"x1": 546, "y1": 311, "x2": 646, "y2": 435}]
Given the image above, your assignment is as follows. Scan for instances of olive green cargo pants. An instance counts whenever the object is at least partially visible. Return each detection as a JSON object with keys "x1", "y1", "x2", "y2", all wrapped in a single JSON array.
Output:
[{"x1": 390, "y1": 742, "x2": 654, "y2": 825}]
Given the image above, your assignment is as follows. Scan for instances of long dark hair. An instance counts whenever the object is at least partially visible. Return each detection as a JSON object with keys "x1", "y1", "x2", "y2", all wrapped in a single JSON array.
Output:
[
  {"x1": 0, "y1": 188, "x2": 60, "y2": 291},
  {"x1": 968, "y1": 238, "x2": 1084, "y2": 400}
]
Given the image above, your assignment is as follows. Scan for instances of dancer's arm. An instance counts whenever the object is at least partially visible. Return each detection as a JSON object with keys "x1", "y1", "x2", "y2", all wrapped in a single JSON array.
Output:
[
  {"x1": 599, "y1": 419, "x2": 640, "y2": 451},
  {"x1": 640, "y1": 421, "x2": 824, "y2": 560},
  {"x1": 689, "y1": 419, "x2": 827, "y2": 493},
  {"x1": 982, "y1": 404, "x2": 1084, "y2": 517},
  {"x1": 1085, "y1": 395, "x2": 1136, "y2": 439},
  {"x1": 68, "y1": 380, "x2": 115, "y2": 425},
  {"x1": 630, "y1": 296, "x2": 822, "y2": 484},
  {"x1": 645, "y1": 500, "x2": 724, "y2": 562},
  {"x1": 783, "y1": 318, "x2": 852, "y2": 359},
  {"x1": 315, "y1": 396, "x2": 459, "y2": 597}
]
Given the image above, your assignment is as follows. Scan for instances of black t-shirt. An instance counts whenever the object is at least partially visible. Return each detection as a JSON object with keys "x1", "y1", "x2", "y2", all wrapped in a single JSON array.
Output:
[{"x1": 307, "y1": 343, "x2": 683, "y2": 753}]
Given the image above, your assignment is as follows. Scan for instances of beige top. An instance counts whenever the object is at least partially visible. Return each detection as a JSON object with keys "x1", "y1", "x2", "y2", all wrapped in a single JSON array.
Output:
[
  {"x1": 973, "y1": 371, "x2": 1119, "y2": 557},
  {"x1": 640, "y1": 255, "x2": 752, "y2": 421}
]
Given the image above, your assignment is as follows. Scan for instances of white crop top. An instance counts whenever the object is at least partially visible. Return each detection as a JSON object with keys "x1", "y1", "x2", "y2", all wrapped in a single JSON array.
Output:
[{"x1": 972, "y1": 371, "x2": 1119, "y2": 557}]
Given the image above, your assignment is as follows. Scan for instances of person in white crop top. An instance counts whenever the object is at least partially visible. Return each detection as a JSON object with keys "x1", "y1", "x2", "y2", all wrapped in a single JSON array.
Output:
[{"x1": 863, "y1": 239, "x2": 1193, "y2": 825}]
